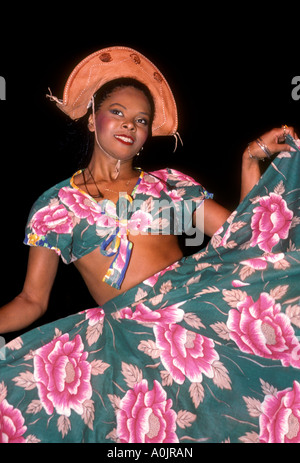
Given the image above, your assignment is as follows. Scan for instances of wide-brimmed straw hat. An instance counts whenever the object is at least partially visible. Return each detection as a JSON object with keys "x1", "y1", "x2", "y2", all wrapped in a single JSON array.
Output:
[{"x1": 48, "y1": 46, "x2": 178, "y2": 137}]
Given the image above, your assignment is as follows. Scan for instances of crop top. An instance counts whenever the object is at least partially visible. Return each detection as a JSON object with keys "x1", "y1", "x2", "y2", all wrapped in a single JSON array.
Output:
[{"x1": 24, "y1": 168, "x2": 213, "y2": 289}]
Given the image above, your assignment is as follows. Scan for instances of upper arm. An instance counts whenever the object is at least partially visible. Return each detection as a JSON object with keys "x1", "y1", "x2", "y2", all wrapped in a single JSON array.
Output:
[
  {"x1": 22, "y1": 246, "x2": 60, "y2": 313},
  {"x1": 193, "y1": 199, "x2": 231, "y2": 237}
]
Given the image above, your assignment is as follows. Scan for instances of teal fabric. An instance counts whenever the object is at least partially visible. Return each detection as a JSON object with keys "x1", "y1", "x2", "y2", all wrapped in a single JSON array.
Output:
[{"x1": 1, "y1": 136, "x2": 300, "y2": 443}]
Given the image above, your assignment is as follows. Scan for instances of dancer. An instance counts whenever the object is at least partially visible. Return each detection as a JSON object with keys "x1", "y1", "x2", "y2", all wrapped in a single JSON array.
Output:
[{"x1": 0, "y1": 47, "x2": 299, "y2": 443}]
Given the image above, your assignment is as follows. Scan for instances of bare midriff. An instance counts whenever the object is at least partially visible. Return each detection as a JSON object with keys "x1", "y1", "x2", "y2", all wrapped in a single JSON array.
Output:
[{"x1": 74, "y1": 233, "x2": 183, "y2": 306}]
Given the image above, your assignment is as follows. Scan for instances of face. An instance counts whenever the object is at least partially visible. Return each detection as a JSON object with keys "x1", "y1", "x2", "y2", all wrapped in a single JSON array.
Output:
[{"x1": 89, "y1": 86, "x2": 151, "y2": 161}]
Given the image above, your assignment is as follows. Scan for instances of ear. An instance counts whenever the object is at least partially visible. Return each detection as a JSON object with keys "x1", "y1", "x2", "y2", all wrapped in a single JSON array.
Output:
[{"x1": 88, "y1": 114, "x2": 95, "y2": 132}]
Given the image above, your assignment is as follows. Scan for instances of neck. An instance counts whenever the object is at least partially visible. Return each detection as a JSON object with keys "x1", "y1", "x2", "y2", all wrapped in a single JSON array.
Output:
[{"x1": 88, "y1": 150, "x2": 136, "y2": 183}]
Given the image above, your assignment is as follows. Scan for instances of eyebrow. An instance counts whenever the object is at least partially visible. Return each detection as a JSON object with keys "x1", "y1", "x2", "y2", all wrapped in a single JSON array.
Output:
[{"x1": 109, "y1": 102, "x2": 150, "y2": 116}]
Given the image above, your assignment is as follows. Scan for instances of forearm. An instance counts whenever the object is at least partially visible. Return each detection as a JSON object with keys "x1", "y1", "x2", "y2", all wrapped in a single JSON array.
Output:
[
  {"x1": 0, "y1": 292, "x2": 47, "y2": 334},
  {"x1": 239, "y1": 145, "x2": 261, "y2": 202},
  {"x1": 239, "y1": 127, "x2": 297, "y2": 202},
  {"x1": 0, "y1": 246, "x2": 59, "y2": 334}
]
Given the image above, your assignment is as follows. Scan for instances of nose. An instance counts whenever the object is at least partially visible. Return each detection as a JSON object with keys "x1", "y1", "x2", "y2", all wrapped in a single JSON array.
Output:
[{"x1": 122, "y1": 119, "x2": 136, "y2": 131}]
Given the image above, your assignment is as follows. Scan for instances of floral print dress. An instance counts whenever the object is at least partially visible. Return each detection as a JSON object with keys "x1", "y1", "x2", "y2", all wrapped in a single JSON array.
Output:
[{"x1": 1, "y1": 135, "x2": 300, "y2": 443}]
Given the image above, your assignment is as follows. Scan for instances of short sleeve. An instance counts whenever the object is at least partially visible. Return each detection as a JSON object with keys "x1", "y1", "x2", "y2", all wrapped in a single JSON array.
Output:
[
  {"x1": 164, "y1": 168, "x2": 213, "y2": 233},
  {"x1": 23, "y1": 181, "x2": 74, "y2": 264},
  {"x1": 141, "y1": 168, "x2": 213, "y2": 236},
  {"x1": 165, "y1": 168, "x2": 213, "y2": 206}
]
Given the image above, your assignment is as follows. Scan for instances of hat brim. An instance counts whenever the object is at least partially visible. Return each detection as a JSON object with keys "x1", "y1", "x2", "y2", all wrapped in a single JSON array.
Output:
[{"x1": 55, "y1": 46, "x2": 178, "y2": 137}]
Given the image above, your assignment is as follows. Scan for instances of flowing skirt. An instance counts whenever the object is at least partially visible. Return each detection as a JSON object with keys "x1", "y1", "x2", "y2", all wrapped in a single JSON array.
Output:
[{"x1": 1, "y1": 141, "x2": 300, "y2": 444}]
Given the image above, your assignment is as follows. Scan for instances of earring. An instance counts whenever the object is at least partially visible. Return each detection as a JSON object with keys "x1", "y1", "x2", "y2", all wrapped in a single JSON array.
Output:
[
  {"x1": 88, "y1": 115, "x2": 94, "y2": 132},
  {"x1": 136, "y1": 147, "x2": 144, "y2": 157}
]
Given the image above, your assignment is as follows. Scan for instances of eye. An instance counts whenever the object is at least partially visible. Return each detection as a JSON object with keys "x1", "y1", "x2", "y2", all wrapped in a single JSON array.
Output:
[
  {"x1": 110, "y1": 109, "x2": 123, "y2": 116},
  {"x1": 136, "y1": 117, "x2": 148, "y2": 126}
]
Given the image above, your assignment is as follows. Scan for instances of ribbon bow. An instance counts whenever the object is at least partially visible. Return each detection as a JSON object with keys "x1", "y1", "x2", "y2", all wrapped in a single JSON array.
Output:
[{"x1": 99, "y1": 195, "x2": 133, "y2": 290}]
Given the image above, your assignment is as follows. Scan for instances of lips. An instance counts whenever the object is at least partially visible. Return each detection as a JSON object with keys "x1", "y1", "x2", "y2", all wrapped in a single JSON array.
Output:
[{"x1": 114, "y1": 134, "x2": 135, "y2": 145}]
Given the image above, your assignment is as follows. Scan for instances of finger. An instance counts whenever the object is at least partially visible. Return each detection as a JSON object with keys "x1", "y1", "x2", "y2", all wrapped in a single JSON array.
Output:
[
  {"x1": 285, "y1": 126, "x2": 295, "y2": 138},
  {"x1": 260, "y1": 128, "x2": 286, "y2": 145},
  {"x1": 274, "y1": 126, "x2": 295, "y2": 144},
  {"x1": 282, "y1": 125, "x2": 296, "y2": 138},
  {"x1": 256, "y1": 127, "x2": 297, "y2": 155},
  {"x1": 273, "y1": 143, "x2": 296, "y2": 152}
]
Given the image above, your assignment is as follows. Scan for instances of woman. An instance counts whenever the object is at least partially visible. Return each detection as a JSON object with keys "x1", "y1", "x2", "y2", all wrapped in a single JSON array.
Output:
[{"x1": 0, "y1": 47, "x2": 300, "y2": 443}]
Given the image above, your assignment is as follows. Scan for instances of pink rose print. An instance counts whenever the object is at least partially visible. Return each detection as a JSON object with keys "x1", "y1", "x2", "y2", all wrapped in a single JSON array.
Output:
[
  {"x1": 0, "y1": 399, "x2": 27, "y2": 443},
  {"x1": 96, "y1": 213, "x2": 116, "y2": 230},
  {"x1": 118, "y1": 302, "x2": 185, "y2": 325},
  {"x1": 232, "y1": 280, "x2": 250, "y2": 287},
  {"x1": 31, "y1": 201, "x2": 73, "y2": 235},
  {"x1": 143, "y1": 262, "x2": 179, "y2": 287},
  {"x1": 136, "y1": 174, "x2": 165, "y2": 198},
  {"x1": 240, "y1": 252, "x2": 285, "y2": 270},
  {"x1": 117, "y1": 379, "x2": 178, "y2": 443},
  {"x1": 128, "y1": 210, "x2": 153, "y2": 234},
  {"x1": 84, "y1": 308, "x2": 105, "y2": 326},
  {"x1": 250, "y1": 193, "x2": 293, "y2": 252},
  {"x1": 259, "y1": 381, "x2": 300, "y2": 443},
  {"x1": 143, "y1": 273, "x2": 160, "y2": 287},
  {"x1": 59, "y1": 187, "x2": 102, "y2": 225},
  {"x1": 33, "y1": 334, "x2": 92, "y2": 417},
  {"x1": 154, "y1": 324, "x2": 219, "y2": 384},
  {"x1": 168, "y1": 189, "x2": 184, "y2": 201},
  {"x1": 227, "y1": 292, "x2": 300, "y2": 367},
  {"x1": 218, "y1": 226, "x2": 231, "y2": 248}
]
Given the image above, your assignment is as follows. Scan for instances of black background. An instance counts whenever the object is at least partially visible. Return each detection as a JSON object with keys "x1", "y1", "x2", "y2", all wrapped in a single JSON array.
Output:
[{"x1": 1, "y1": 8, "x2": 299, "y2": 341}]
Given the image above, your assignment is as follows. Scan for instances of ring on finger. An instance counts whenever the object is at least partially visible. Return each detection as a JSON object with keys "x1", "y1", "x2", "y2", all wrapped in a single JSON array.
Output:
[{"x1": 282, "y1": 124, "x2": 288, "y2": 138}]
